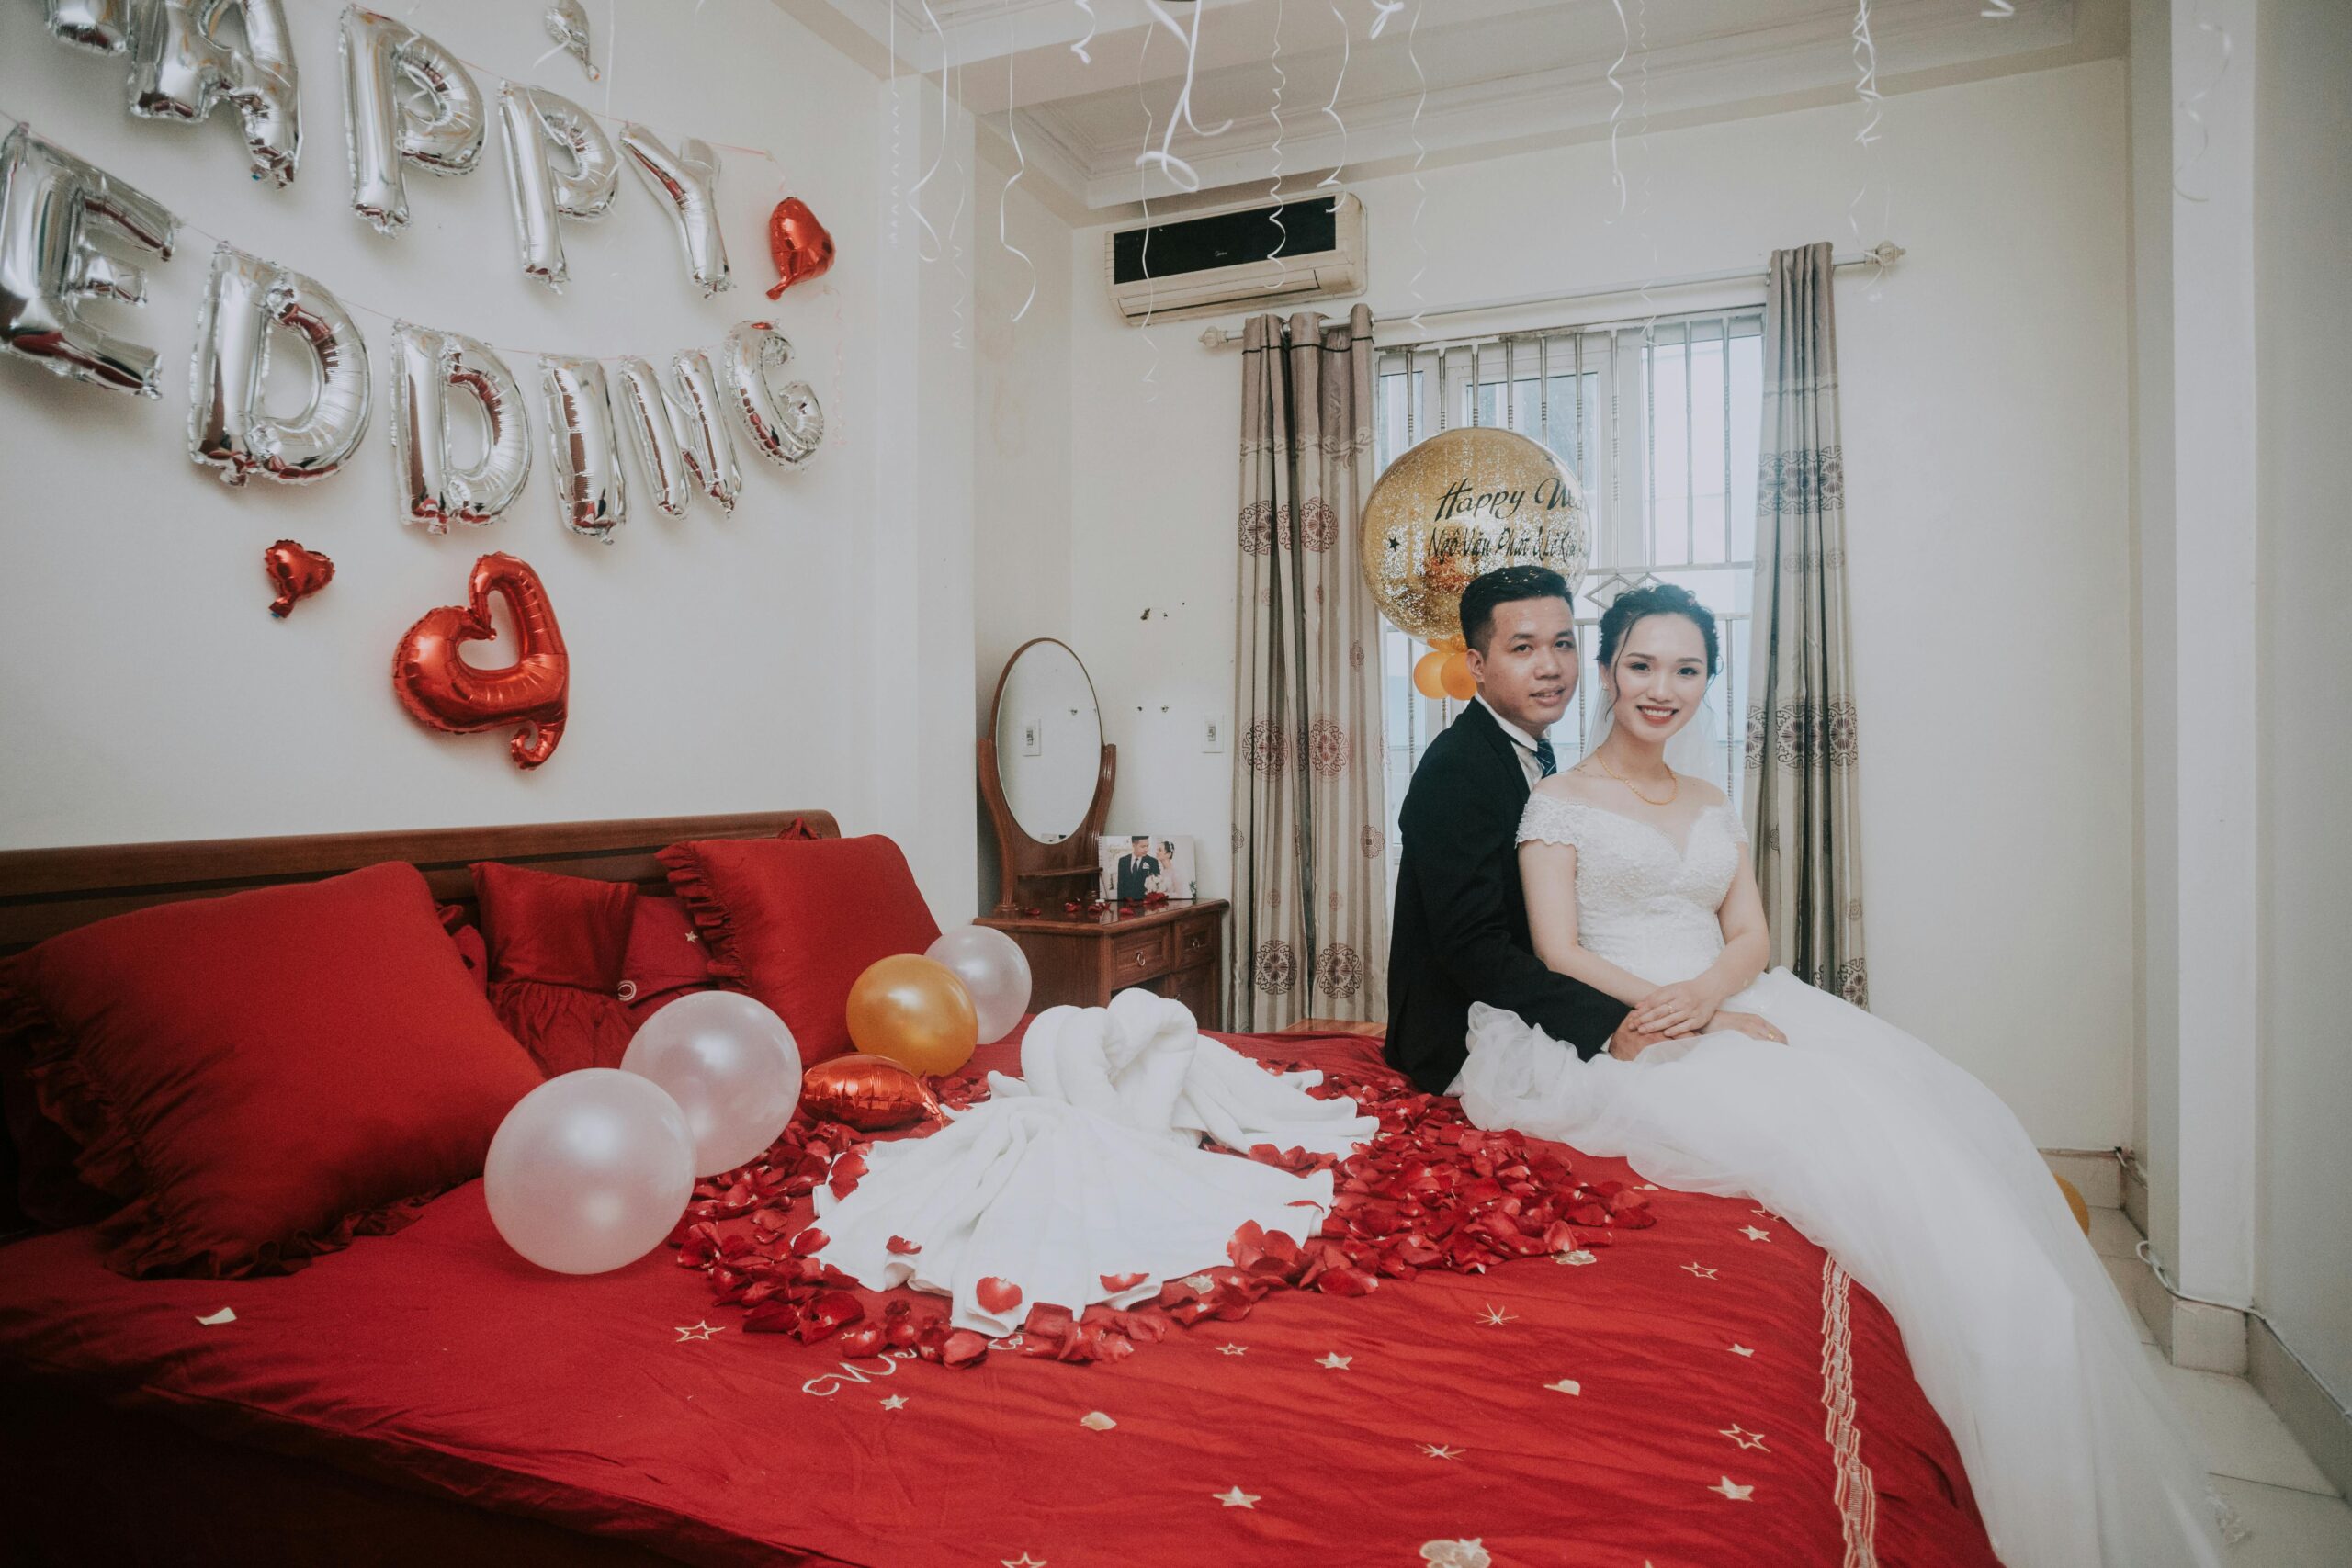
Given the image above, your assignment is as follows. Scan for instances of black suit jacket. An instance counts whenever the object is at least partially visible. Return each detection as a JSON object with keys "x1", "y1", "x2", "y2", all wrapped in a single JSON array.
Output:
[{"x1": 1384, "y1": 700, "x2": 1630, "y2": 1092}]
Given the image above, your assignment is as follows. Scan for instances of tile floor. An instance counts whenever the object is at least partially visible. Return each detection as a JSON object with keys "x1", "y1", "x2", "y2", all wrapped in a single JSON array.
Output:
[{"x1": 2086, "y1": 1201, "x2": 2352, "y2": 1563}]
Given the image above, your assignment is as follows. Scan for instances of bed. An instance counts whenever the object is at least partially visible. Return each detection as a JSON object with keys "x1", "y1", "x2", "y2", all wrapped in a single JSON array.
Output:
[{"x1": 0, "y1": 812, "x2": 1996, "y2": 1567}]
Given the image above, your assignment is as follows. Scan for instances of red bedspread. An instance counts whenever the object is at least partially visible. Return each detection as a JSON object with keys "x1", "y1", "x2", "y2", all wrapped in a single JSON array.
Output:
[{"x1": 0, "y1": 1031, "x2": 1995, "y2": 1568}]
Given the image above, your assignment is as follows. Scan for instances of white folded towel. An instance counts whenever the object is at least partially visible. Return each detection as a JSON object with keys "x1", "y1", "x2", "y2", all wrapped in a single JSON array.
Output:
[{"x1": 812, "y1": 993, "x2": 1376, "y2": 1335}]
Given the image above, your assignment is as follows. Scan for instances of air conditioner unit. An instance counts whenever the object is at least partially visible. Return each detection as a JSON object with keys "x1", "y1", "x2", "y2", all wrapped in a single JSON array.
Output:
[{"x1": 1105, "y1": 192, "x2": 1364, "y2": 324}]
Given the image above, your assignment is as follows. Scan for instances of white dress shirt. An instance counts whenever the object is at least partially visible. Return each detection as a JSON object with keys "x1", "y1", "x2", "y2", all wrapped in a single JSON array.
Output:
[{"x1": 1475, "y1": 695, "x2": 1550, "y2": 788}]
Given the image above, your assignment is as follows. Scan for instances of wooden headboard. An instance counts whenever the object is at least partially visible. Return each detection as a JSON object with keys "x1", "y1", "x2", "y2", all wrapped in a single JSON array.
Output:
[{"x1": 0, "y1": 810, "x2": 842, "y2": 955}]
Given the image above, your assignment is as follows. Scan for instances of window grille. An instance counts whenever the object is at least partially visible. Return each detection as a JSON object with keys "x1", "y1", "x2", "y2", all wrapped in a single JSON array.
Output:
[{"x1": 1374, "y1": 310, "x2": 1766, "y2": 887}]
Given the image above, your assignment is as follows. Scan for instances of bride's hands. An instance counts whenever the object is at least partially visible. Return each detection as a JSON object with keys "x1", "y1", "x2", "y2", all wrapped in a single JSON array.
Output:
[
  {"x1": 1628, "y1": 980, "x2": 1723, "y2": 1037},
  {"x1": 1712, "y1": 1010, "x2": 1787, "y2": 1044}
]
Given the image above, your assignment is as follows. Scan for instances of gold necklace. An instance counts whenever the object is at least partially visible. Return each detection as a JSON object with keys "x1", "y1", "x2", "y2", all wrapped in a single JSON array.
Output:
[{"x1": 1589, "y1": 750, "x2": 1679, "y2": 806}]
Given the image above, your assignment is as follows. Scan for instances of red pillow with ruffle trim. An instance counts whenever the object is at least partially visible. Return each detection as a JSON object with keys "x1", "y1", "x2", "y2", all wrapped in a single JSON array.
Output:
[
  {"x1": 0, "y1": 863, "x2": 543, "y2": 1279},
  {"x1": 657, "y1": 835, "x2": 940, "y2": 1066}
]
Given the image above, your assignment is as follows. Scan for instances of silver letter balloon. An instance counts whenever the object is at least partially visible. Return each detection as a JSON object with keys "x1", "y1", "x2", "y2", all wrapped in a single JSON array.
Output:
[
  {"x1": 497, "y1": 82, "x2": 618, "y2": 292},
  {"x1": 130, "y1": 0, "x2": 304, "y2": 188},
  {"x1": 40, "y1": 0, "x2": 139, "y2": 53},
  {"x1": 619, "y1": 125, "x2": 729, "y2": 298},
  {"x1": 188, "y1": 244, "x2": 371, "y2": 485},
  {"x1": 339, "y1": 6, "x2": 486, "y2": 233},
  {"x1": 390, "y1": 322, "x2": 533, "y2": 532},
  {"x1": 725, "y1": 323, "x2": 823, "y2": 468},
  {"x1": 615, "y1": 351, "x2": 739, "y2": 517},
  {"x1": 539, "y1": 354, "x2": 627, "y2": 542},
  {"x1": 0, "y1": 125, "x2": 177, "y2": 397}
]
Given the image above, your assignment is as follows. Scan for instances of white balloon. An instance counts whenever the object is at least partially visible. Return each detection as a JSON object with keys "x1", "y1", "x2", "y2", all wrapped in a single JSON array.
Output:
[
  {"x1": 187, "y1": 243, "x2": 371, "y2": 485},
  {"x1": 497, "y1": 81, "x2": 617, "y2": 292},
  {"x1": 925, "y1": 926, "x2": 1034, "y2": 1045},
  {"x1": 621, "y1": 993, "x2": 801, "y2": 1177},
  {"x1": 485, "y1": 1070, "x2": 695, "y2": 1276},
  {"x1": 130, "y1": 0, "x2": 303, "y2": 188},
  {"x1": 389, "y1": 321, "x2": 533, "y2": 532},
  {"x1": 723, "y1": 322, "x2": 824, "y2": 468},
  {"x1": 619, "y1": 124, "x2": 729, "y2": 297},
  {"x1": 339, "y1": 6, "x2": 485, "y2": 233}
]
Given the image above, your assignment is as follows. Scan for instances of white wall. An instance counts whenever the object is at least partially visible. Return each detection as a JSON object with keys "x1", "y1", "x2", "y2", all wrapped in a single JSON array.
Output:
[
  {"x1": 2253, "y1": 0, "x2": 2352, "y2": 1403},
  {"x1": 1059, "y1": 62, "x2": 2139, "y2": 1147},
  {"x1": 0, "y1": 0, "x2": 977, "y2": 916},
  {"x1": 972, "y1": 140, "x2": 1076, "y2": 913}
]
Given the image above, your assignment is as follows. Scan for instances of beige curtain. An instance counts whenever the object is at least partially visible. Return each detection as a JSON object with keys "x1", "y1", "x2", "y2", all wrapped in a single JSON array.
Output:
[
  {"x1": 1230, "y1": 304, "x2": 1389, "y2": 1031},
  {"x1": 1744, "y1": 243, "x2": 1869, "y2": 1006}
]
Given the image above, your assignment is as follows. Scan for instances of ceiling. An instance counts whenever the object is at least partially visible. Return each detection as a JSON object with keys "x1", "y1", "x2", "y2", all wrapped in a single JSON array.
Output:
[{"x1": 779, "y1": 0, "x2": 2120, "y2": 217}]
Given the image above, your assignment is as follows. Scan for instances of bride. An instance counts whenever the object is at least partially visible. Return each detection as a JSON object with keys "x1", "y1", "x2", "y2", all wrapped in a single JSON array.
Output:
[{"x1": 1454, "y1": 581, "x2": 2226, "y2": 1568}]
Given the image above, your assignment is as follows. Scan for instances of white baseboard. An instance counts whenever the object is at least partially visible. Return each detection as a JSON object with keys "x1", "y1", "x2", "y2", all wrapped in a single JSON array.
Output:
[
  {"x1": 2247, "y1": 1314, "x2": 2352, "y2": 1500},
  {"x1": 2041, "y1": 1149, "x2": 2122, "y2": 1209}
]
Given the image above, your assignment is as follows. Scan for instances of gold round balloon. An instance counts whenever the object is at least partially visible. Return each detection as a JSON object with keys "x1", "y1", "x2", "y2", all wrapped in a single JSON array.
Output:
[
  {"x1": 1360, "y1": 426, "x2": 1590, "y2": 641},
  {"x1": 846, "y1": 954, "x2": 978, "y2": 1077}
]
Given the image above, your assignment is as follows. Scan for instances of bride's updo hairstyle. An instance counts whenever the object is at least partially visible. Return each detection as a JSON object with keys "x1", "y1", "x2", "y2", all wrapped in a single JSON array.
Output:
[{"x1": 1595, "y1": 582, "x2": 1720, "y2": 677}]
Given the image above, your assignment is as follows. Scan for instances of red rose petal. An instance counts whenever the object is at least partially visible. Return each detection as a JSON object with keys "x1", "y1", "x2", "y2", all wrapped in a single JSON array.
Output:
[
  {"x1": 888, "y1": 1235, "x2": 922, "y2": 1256},
  {"x1": 789, "y1": 1227, "x2": 830, "y2": 1258},
  {"x1": 1099, "y1": 1271, "x2": 1148, "y2": 1292},
  {"x1": 974, "y1": 1276, "x2": 1024, "y2": 1315}
]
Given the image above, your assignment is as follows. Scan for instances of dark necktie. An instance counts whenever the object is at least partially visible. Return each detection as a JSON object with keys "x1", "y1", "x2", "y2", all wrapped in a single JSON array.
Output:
[{"x1": 1532, "y1": 737, "x2": 1557, "y2": 779}]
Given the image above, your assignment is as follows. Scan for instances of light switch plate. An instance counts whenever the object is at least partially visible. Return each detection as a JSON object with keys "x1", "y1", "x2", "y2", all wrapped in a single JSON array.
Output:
[
  {"x1": 1021, "y1": 718, "x2": 1042, "y2": 756},
  {"x1": 1202, "y1": 713, "x2": 1226, "y2": 752}
]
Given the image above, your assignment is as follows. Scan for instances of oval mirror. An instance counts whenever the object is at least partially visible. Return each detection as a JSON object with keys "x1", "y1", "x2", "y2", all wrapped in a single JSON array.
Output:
[{"x1": 991, "y1": 639, "x2": 1103, "y2": 845}]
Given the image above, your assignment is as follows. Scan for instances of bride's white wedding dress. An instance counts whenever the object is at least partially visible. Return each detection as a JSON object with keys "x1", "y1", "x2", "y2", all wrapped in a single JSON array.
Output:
[{"x1": 1455, "y1": 792, "x2": 2225, "y2": 1568}]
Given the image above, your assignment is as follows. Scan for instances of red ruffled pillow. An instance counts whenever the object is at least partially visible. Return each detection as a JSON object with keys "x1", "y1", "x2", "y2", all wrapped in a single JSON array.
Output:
[
  {"x1": 0, "y1": 863, "x2": 543, "y2": 1278},
  {"x1": 657, "y1": 835, "x2": 940, "y2": 1066}
]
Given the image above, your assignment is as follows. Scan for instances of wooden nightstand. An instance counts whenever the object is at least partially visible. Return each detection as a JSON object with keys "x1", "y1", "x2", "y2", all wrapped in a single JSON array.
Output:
[{"x1": 978, "y1": 900, "x2": 1230, "y2": 1029}]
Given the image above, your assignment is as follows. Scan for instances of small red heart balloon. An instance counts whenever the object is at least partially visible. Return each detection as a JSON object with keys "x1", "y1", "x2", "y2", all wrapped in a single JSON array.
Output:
[
  {"x1": 800, "y1": 1055, "x2": 942, "y2": 1132},
  {"x1": 764, "y1": 197, "x2": 835, "y2": 299},
  {"x1": 263, "y1": 539, "x2": 334, "y2": 618},
  {"x1": 390, "y1": 553, "x2": 570, "y2": 769}
]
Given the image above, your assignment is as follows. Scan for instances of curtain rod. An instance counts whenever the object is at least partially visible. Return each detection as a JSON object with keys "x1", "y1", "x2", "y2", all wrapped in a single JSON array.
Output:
[{"x1": 1195, "y1": 242, "x2": 1905, "y2": 348}]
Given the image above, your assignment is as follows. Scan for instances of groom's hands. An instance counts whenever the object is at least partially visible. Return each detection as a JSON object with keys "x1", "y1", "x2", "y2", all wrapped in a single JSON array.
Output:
[
  {"x1": 1610, "y1": 1009, "x2": 1787, "y2": 1057},
  {"x1": 1607, "y1": 1015, "x2": 1677, "y2": 1060}
]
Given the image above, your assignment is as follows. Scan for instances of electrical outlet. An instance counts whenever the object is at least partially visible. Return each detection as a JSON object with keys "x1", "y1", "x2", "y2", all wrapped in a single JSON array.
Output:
[
  {"x1": 1202, "y1": 713, "x2": 1226, "y2": 753},
  {"x1": 1021, "y1": 718, "x2": 1042, "y2": 757}
]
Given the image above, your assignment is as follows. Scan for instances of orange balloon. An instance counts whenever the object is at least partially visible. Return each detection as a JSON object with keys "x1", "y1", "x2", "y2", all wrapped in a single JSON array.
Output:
[
  {"x1": 1437, "y1": 633, "x2": 1467, "y2": 654},
  {"x1": 846, "y1": 954, "x2": 978, "y2": 1077},
  {"x1": 1411, "y1": 649, "x2": 1450, "y2": 699},
  {"x1": 1439, "y1": 649, "x2": 1477, "y2": 700}
]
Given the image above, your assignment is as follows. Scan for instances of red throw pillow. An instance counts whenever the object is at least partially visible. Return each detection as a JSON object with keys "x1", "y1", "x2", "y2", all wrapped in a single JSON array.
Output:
[
  {"x1": 487, "y1": 981, "x2": 638, "y2": 1078},
  {"x1": 658, "y1": 835, "x2": 940, "y2": 1066},
  {"x1": 471, "y1": 860, "x2": 636, "y2": 989},
  {"x1": 0, "y1": 863, "x2": 544, "y2": 1278},
  {"x1": 621, "y1": 895, "x2": 718, "y2": 1019}
]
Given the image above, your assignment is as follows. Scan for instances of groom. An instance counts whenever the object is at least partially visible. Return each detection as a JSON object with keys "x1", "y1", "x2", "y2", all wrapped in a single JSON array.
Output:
[{"x1": 1385, "y1": 566, "x2": 1650, "y2": 1092}]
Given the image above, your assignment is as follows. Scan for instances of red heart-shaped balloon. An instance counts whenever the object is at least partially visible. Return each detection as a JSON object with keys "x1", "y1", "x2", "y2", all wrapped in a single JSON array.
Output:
[
  {"x1": 801, "y1": 1055, "x2": 943, "y2": 1131},
  {"x1": 390, "y1": 553, "x2": 569, "y2": 769},
  {"x1": 764, "y1": 197, "x2": 834, "y2": 299},
  {"x1": 263, "y1": 539, "x2": 334, "y2": 618}
]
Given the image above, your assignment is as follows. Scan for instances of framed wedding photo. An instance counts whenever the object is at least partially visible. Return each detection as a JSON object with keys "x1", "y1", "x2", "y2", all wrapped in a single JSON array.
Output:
[{"x1": 1097, "y1": 834, "x2": 1198, "y2": 903}]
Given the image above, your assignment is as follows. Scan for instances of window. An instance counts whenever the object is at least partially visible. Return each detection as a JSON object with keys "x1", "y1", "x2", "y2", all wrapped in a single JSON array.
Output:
[{"x1": 1374, "y1": 312, "x2": 1766, "y2": 892}]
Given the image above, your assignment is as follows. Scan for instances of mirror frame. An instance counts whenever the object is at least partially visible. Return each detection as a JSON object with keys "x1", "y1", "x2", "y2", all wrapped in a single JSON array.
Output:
[{"x1": 978, "y1": 638, "x2": 1116, "y2": 916}]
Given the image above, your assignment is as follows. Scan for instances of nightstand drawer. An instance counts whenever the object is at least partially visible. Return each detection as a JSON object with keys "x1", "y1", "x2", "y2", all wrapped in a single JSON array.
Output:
[
  {"x1": 1174, "y1": 917, "x2": 1219, "y2": 969},
  {"x1": 1109, "y1": 925, "x2": 1173, "y2": 979}
]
